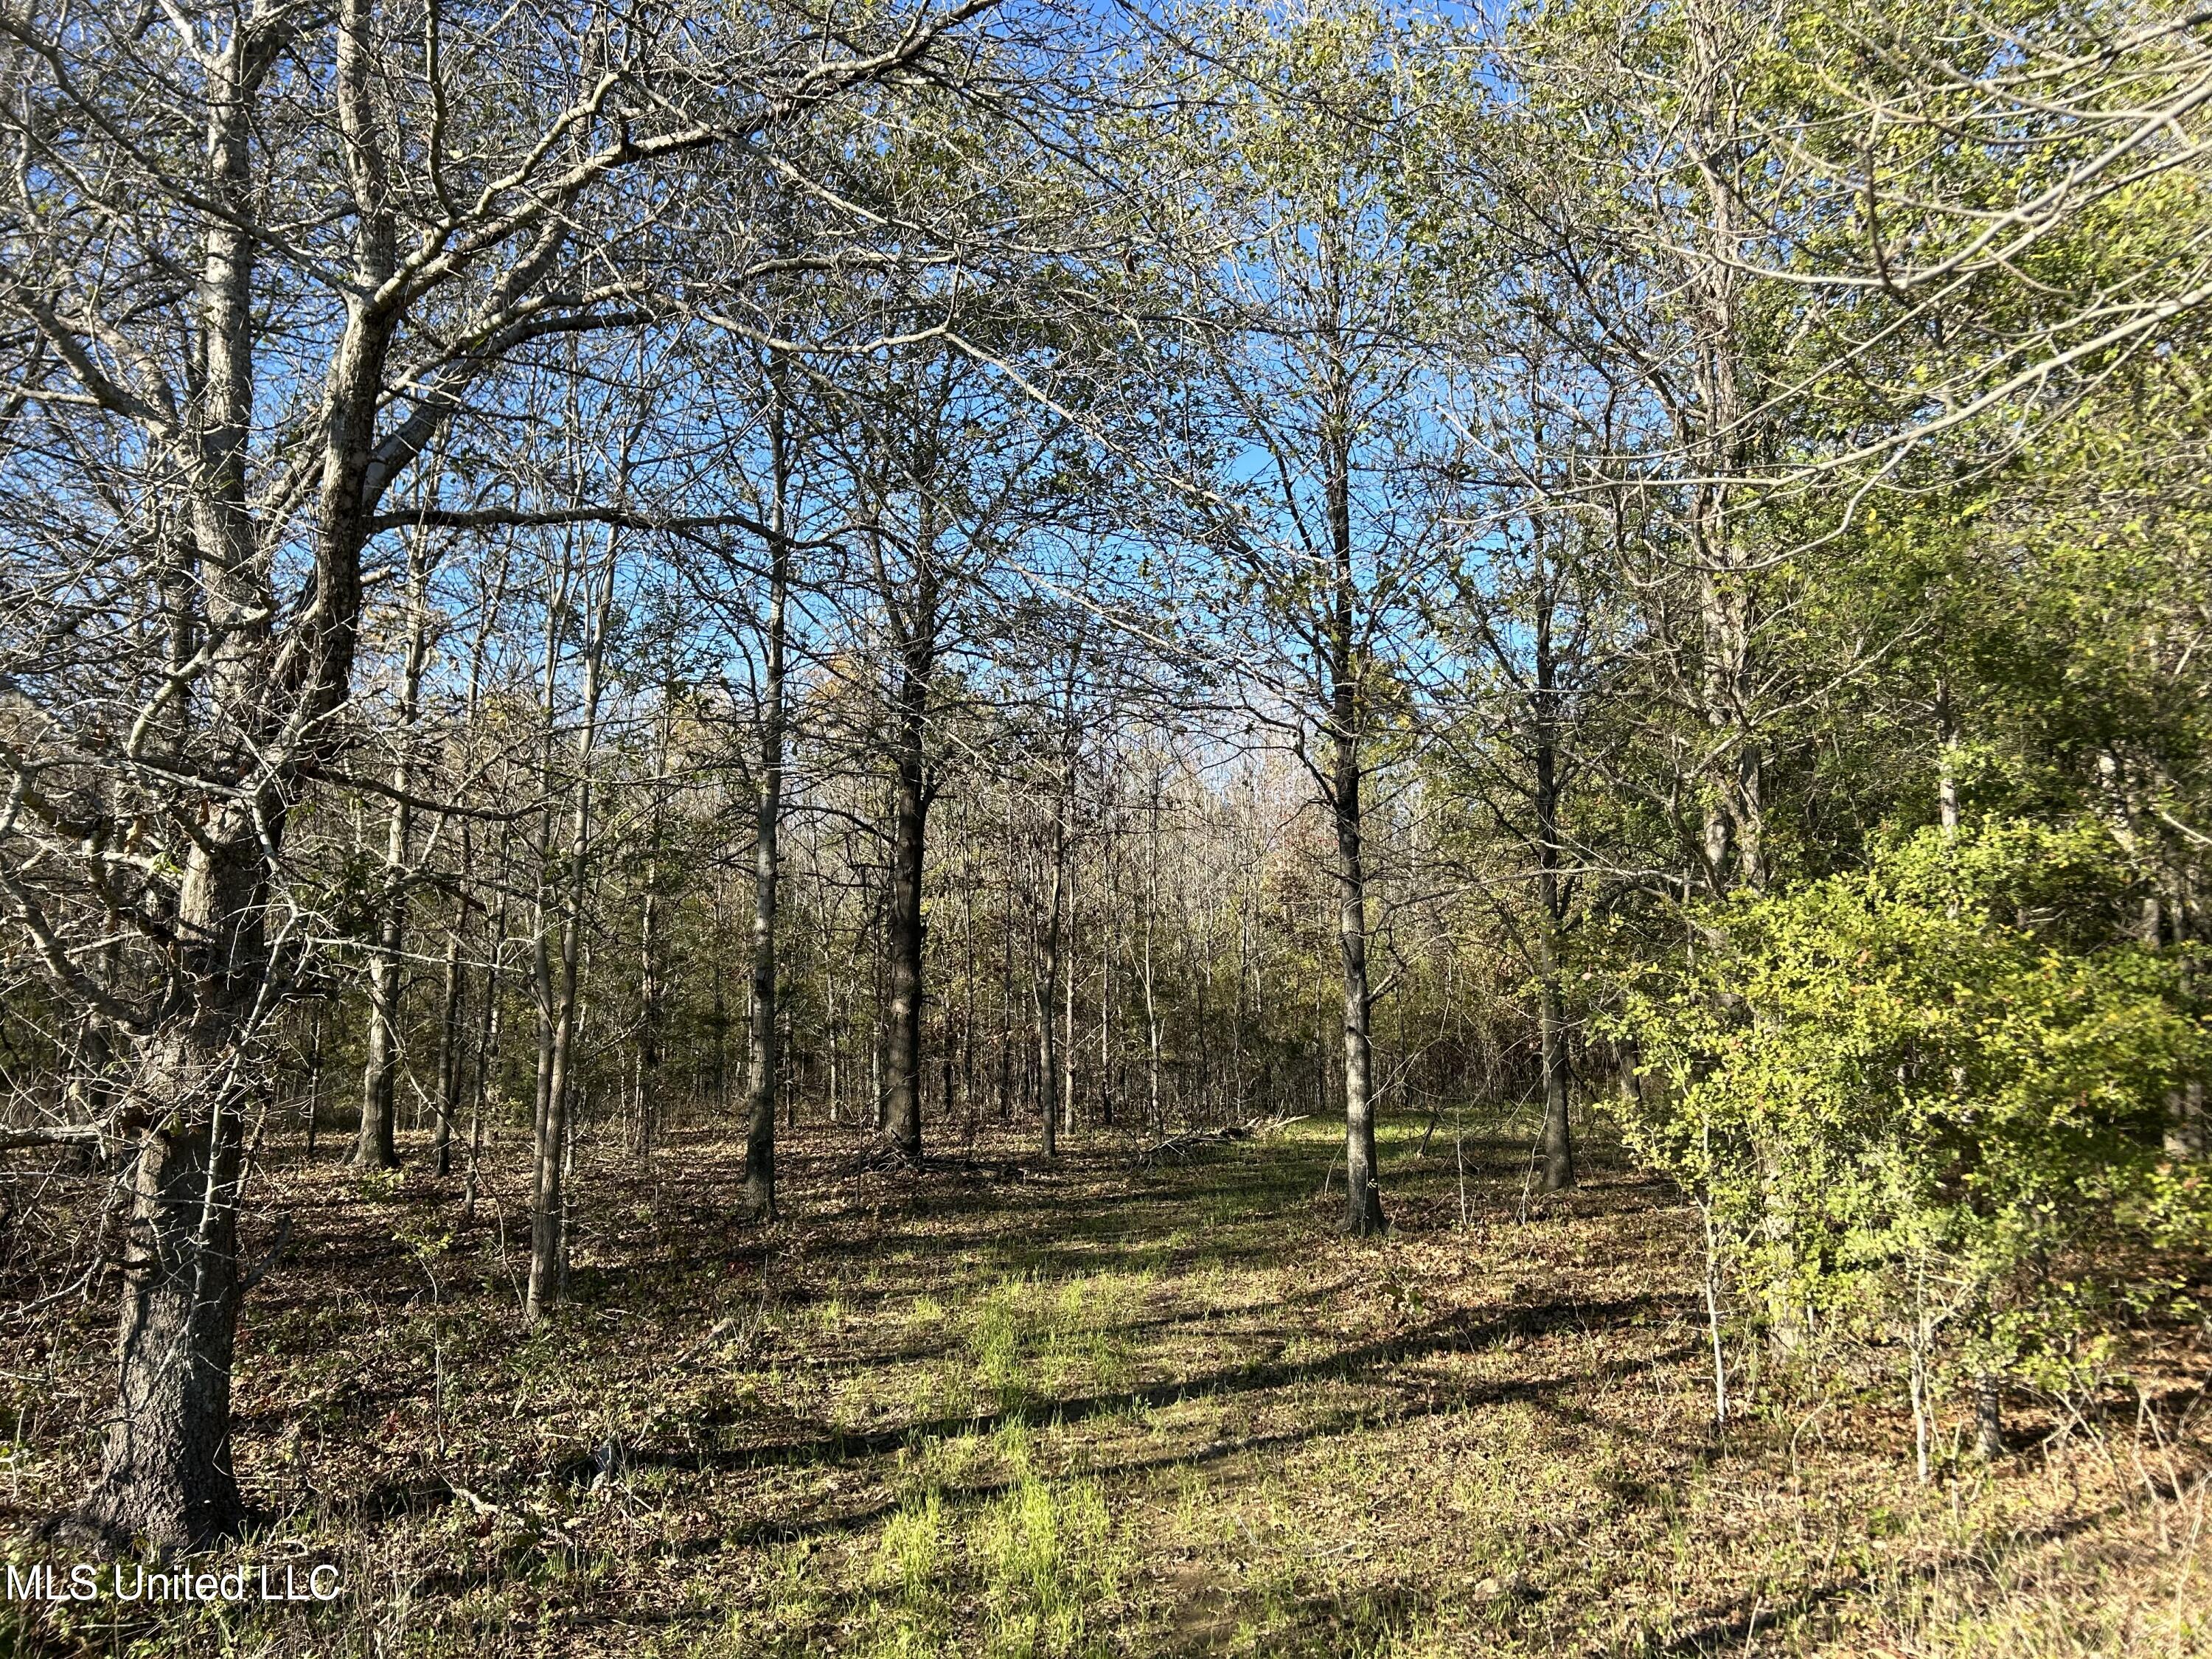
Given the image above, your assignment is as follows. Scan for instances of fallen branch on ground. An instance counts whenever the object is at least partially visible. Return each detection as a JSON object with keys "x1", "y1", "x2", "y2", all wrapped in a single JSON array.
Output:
[
  {"x1": 1135, "y1": 1113, "x2": 1308, "y2": 1166},
  {"x1": 0, "y1": 1123, "x2": 104, "y2": 1155}
]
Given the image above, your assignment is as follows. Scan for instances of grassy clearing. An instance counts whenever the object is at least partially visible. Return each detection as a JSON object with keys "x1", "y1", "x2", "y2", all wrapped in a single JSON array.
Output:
[{"x1": 1, "y1": 1111, "x2": 2205, "y2": 1656}]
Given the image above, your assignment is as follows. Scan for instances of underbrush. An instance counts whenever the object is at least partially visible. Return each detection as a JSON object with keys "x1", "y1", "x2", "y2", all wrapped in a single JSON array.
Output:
[{"x1": 0, "y1": 1111, "x2": 2204, "y2": 1657}]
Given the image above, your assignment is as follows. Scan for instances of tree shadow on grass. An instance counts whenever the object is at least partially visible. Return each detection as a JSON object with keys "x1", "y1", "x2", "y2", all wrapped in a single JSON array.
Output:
[
  {"x1": 616, "y1": 1291, "x2": 1688, "y2": 1479},
  {"x1": 1650, "y1": 1500, "x2": 2128, "y2": 1655}
]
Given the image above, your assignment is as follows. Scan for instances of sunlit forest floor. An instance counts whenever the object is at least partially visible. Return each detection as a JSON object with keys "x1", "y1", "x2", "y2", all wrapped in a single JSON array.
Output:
[{"x1": 4, "y1": 1113, "x2": 2207, "y2": 1657}]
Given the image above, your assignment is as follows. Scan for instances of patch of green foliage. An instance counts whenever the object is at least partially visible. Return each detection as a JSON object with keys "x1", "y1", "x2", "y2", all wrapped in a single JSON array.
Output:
[{"x1": 1615, "y1": 819, "x2": 2209, "y2": 1413}]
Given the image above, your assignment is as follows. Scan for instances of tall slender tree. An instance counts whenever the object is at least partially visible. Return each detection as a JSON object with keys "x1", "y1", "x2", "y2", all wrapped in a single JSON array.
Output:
[{"x1": 0, "y1": 0, "x2": 1009, "y2": 1541}]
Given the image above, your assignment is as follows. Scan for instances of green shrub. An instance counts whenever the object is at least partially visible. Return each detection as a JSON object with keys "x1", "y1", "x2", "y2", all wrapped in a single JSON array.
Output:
[{"x1": 1613, "y1": 820, "x2": 2209, "y2": 1449}]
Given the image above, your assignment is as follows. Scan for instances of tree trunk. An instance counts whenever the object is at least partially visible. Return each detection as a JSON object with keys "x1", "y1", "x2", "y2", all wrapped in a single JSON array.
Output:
[
  {"x1": 745, "y1": 412, "x2": 790, "y2": 1216},
  {"x1": 353, "y1": 538, "x2": 434, "y2": 1168},
  {"x1": 872, "y1": 990, "x2": 886, "y2": 1130},
  {"x1": 86, "y1": 1087, "x2": 247, "y2": 1548},
  {"x1": 2168, "y1": 1080, "x2": 2207, "y2": 1161},
  {"x1": 1681, "y1": 3, "x2": 1765, "y2": 900},
  {"x1": 1537, "y1": 968, "x2": 1572, "y2": 1192},
  {"x1": 79, "y1": 4, "x2": 392, "y2": 1538},
  {"x1": 710, "y1": 907, "x2": 730, "y2": 1118},
  {"x1": 354, "y1": 914, "x2": 405, "y2": 1168},
  {"x1": 1037, "y1": 789, "x2": 1066, "y2": 1158},
  {"x1": 1324, "y1": 412, "x2": 1385, "y2": 1236},
  {"x1": 527, "y1": 532, "x2": 617, "y2": 1324},
  {"x1": 1098, "y1": 867, "x2": 1113, "y2": 1127},
  {"x1": 467, "y1": 950, "x2": 501, "y2": 1220},
  {"x1": 1062, "y1": 920, "x2": 1078, "y2": 1138},
  {"x1": 628, "y1": 695, "x2": 671, "y2": 1158},
  {"x1": 1975, "y1": 1376, "x2": 2004, "y2": 1459},
  {"x1": 987, "y1": 832, "x2": 1004, "y2": 1125},
  {"x1": 77, "y1": 841, "x2": 260, "y2": 1546},
  {"x1": 883, "y1": 720, "x2": 929, "y2": 1165},
  {"x1": 635, "y1": 835, "x2": 664, "y2": 1158},
  {"x1": 1333, "y1": 731, "x2": 1384, "y2": 1236},
  {"x1": 432, "y1": 927, "x2": 463, "y2": 1176},
  {"x1": 879, "y1": 538, "x2": 935, "y2": 1167},
  {"x1": 1534, "y1": 547, "x2": 1573, "y2": 1193},
  {"x1": 303, "y1": 1009, "x2": 324, "y2": 1160},
  {"x1": 529, "y1": 852, "x2": 588, "y2": 1324},
  {"x1": 1143, "y1": 771, "x2": 1164, "y2": 1133}
]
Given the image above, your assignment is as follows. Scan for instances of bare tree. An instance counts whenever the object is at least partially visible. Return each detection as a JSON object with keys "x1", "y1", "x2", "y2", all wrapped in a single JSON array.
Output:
[
  {"x1": 0, "y1": 0, "x2": 1003, "y2": 1545},
  {"x1": 1160, "y1": 4, "x2": 1450, "y2": 1232},
  {"x1": 744, "y1": 381, "x2": 795, "y2": 1216}
]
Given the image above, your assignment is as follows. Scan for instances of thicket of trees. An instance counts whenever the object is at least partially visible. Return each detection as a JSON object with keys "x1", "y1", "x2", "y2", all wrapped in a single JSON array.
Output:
[{"x1": 1, "y1": 0, "x2": 2206, "y2": 1550}]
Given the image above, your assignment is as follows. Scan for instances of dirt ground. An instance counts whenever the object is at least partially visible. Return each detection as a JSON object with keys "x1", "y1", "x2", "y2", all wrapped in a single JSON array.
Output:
[{"x1": 2, "y1": 1110, "x2": 2206, "y2": 1656}]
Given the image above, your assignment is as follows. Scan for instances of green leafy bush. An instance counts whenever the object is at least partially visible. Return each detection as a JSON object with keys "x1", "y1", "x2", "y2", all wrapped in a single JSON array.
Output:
[{"x1": 1613, "y1": 821, "x2": 2209, "y2": 1447}]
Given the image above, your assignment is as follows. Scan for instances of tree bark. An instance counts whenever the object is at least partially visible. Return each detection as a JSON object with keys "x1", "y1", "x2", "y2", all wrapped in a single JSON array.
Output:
[
  {"x1": 880, "y1": 546, "x2": 936, "y2": 1167},
  {"x1": 1062, "y1": 905, "x2": 1078, "y2": 1138},
  {"x1": 77, "y1": 852, "x2": 257, "y2": 1548},
  {"x1": 883, "y1": 741, "x2": 928, "y2": 1165},
  {"x1": 634, "y1": 730, "x2": 666, "y2": 1157},
  {"x1": 1326, "y1": 431, "x2": 1385, "y2": 1237},
  {"x1": 1333, "y1": 730, "x2": 1384, "y2": 1235},
  {"x1": 79, "y1": 0, "x2": 395, "y2": 1539},
  {"x1": 304, "y1": 1009, "x2": 324, "y2": 1160},
  {"x1": 1144, "y1": 771, "x2": 1164, "y2": 1133},
  {"x1": 352, "y1": 540, "x2": 433, "y2": 1167},
  {"x1": 1680, "y1": 1, "x2": 1766, "y2": 900},
  {"x1": 745, "y1": 402, "x2": 790, "y2": 1217},
  {"x1": 1536, "y1": 966, "x2": 1572, "y2": 1192},
  {"x1": 431, "y1": 926, "x2": 463, "y2": 1176},
  {"x1": 1037, "y1": 785, "x2": 1067, "y2": 1158},
  {"x1": 1534, "y1": 540, "x2": 1573, "y2": 1193},
  {"x1": 527, "y1": 531, "x2": 617, "y2": 1324}
]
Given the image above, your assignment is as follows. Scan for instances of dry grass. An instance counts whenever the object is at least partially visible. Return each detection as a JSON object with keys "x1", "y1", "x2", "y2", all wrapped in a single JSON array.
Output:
[{"x1": 2, "y1": 1109, "x2": 2206, "y2": 1657}]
